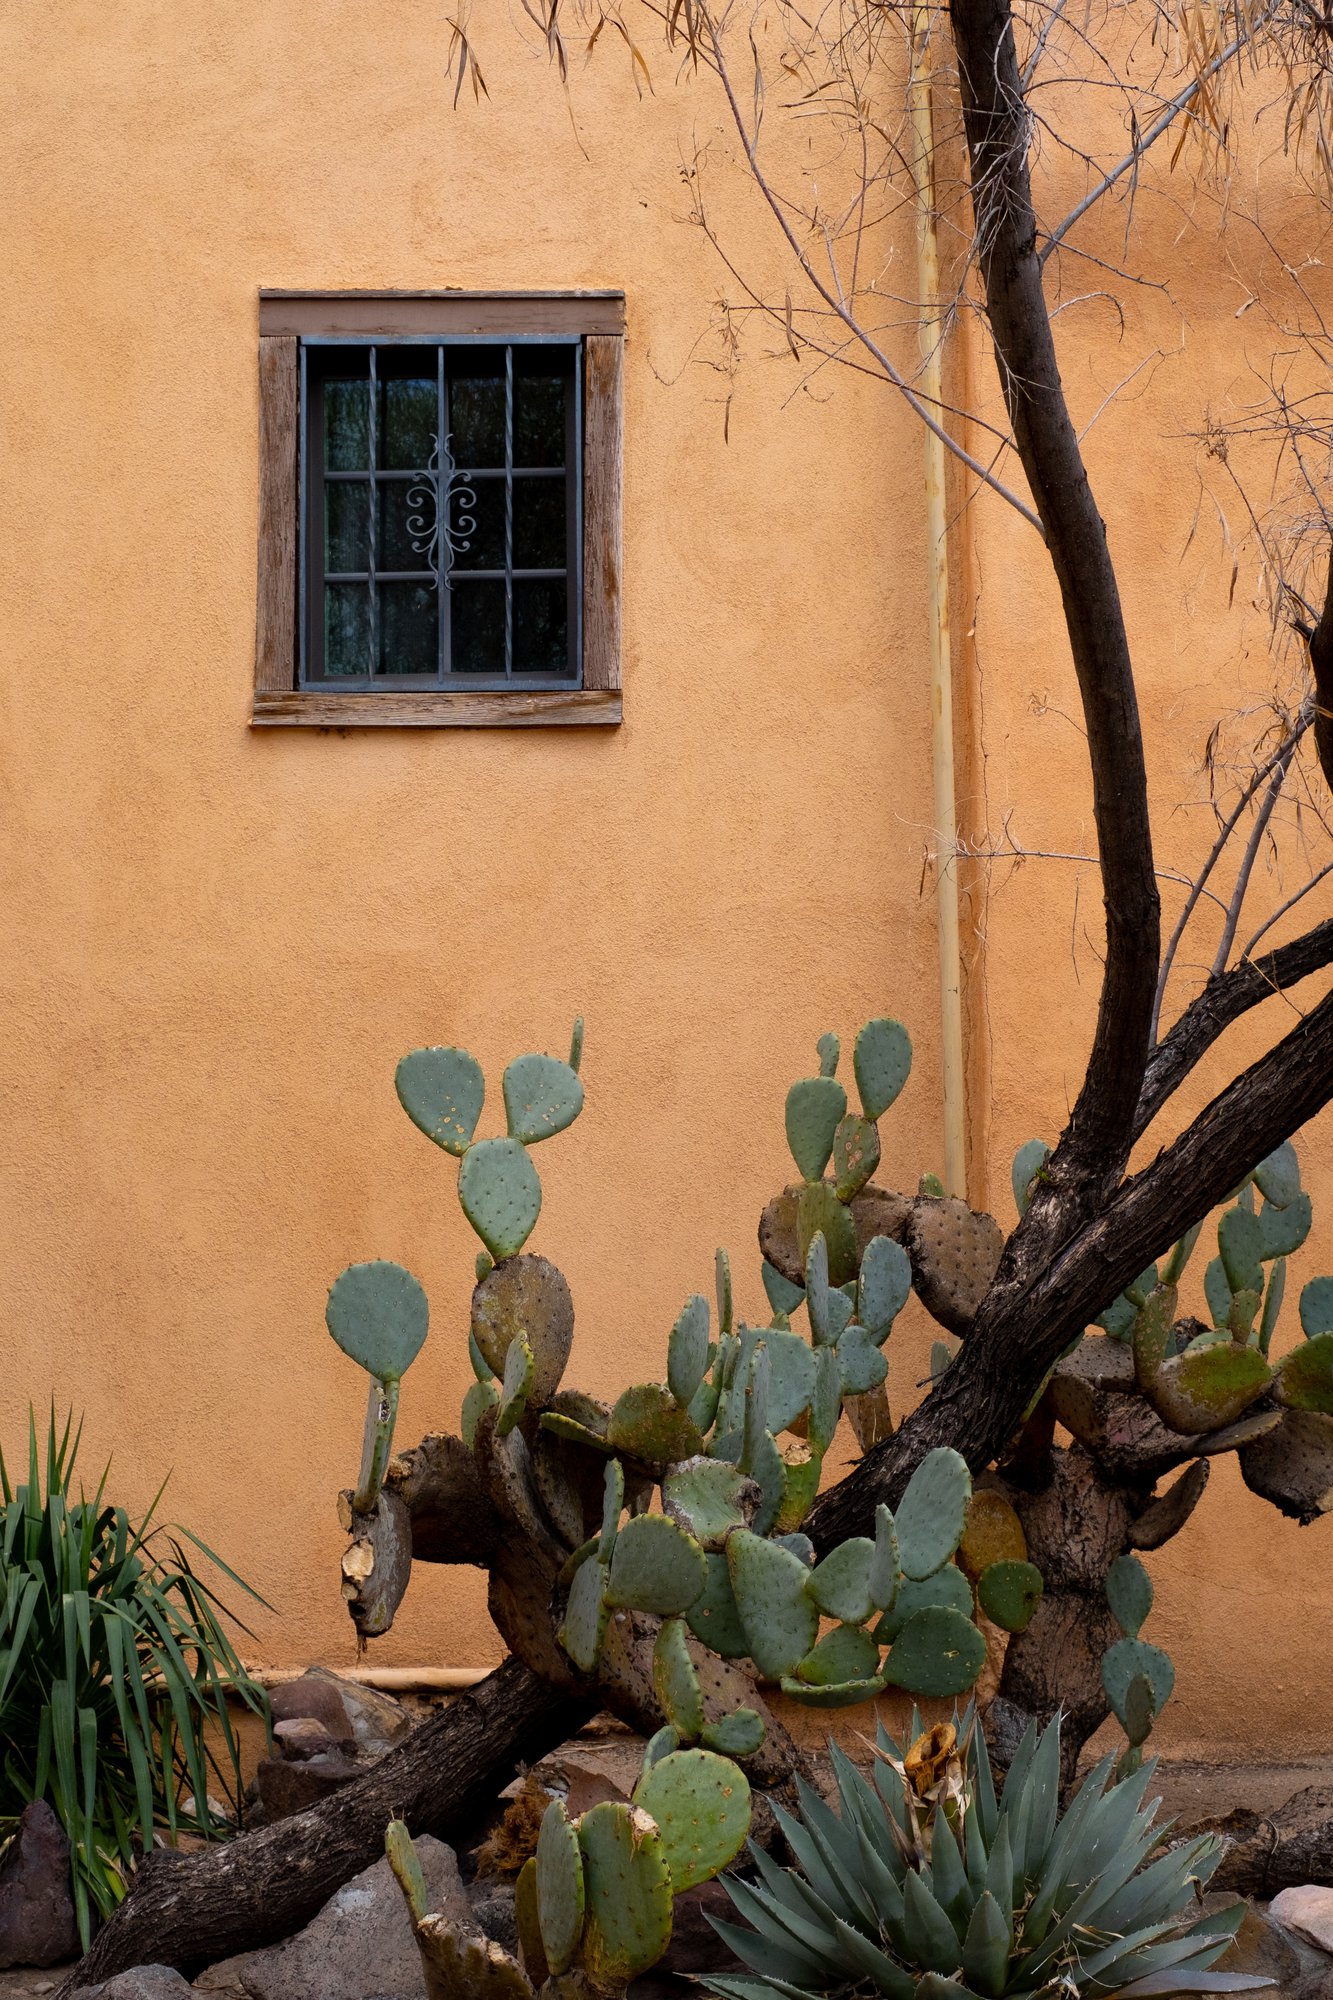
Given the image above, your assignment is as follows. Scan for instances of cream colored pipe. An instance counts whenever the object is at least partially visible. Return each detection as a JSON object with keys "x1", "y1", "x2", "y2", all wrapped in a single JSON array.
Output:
[
  {"x1": 248, "y1": 1665, "x2": 492, "y2": 1692},
  {"x1": 908, "y1": 5, "x2": 967, "y2": 1200}
]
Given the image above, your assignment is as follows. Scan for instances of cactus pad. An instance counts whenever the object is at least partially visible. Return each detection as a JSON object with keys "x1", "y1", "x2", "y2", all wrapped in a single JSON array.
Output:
[
  {"x1": 539, "y1": 1410, "x2": 617, "y2": 1455},
  {"x1": 761, "y1": 1259, "x2": 806, "y2": 1317},
  {"x1": 701, "y1": 1707, "x2": 766, "y2": 1757},
  {"x1": 1106, "y1": 1552, "x2": 1153, "y2": 1636},
  {"x1": 1255, "y1": 1139, "x2": 1301, "y2": 1208},
  {"x1": 502, "y1": 1052, "x2": 584, "y2": 1145},
  {"x1": 860, "y1": 1235, "x2": 913, "y2": 1341},
  {"x1": 869, "y1": 1504, "x2": 900, "y2": 1611},
  {"x1": 462, "y1": 1378, "x2": 500, "y2": 1449},
  {"x1": 1103, "y1": 1635, "x2": 1174, "y2": 1729},
  {"x1": 686, "y1": 1551, "x2": 751, "y2": 1658},
  {"x1": 1219, "y1": 1207, "x2": 1264, "y2": 1295},
  {"x1": 804, "y1": 1233, "x2": 833, "y2": 1346},
  {"x1": 907, "y1": 1199, "x2": 1004, "y2": 1336},
  {"x1": 874, "y1": 1563, "x2": 974, "y2": 1642},
  {"x1": 326, "y1": 1261, "x2": 430, "y2": 1382},
  {"x1": 394, "y1": 1045, "x2": 485, "y2": 1156},
  {"x1": 779, "y1": 1671, "x2": 890, "y2": 1708},
  {"x1": 794, "y1": 1622, "x2": 881, "y2": 1686},
  {"x1": 385, "y1": 1819, "x2": 429, "y2": 1924},
  {"x1": 750, "y1": 1327, "x2": 818, "y2": 1434},
  {"x1": 632, "y1": 1747, "x2": 751, "y2": 1891},
  {"x1": 667, "y1": 1294, "x2": 711, "y2": 1407},
  {"x1": 472, "y1": 1255, "x2": 575, "y2": 1405},
  {"x1": 837, "y1": 1323, "x2": 889, "y2": 1396},
  {"x1": 976, "y1": 1559, "x2": 1043, "y2": 1633},
  {"x1": 833, "y1": 1113, "x2": 881, "y2": 1202},
  {"x1": 599, "y1": 1457, "x2": 625, "y2": 1560},
  {"x1": 1140, "y1": 1339, "x2": 1271, "y2": 1435},
  {"x1": 1275, "y1": 1330, "x2": 1333, "y2": 1413},
  {"x1": 1260, "y1": 1192, "x2": 1312, "y2": 1260},
  {"x1": 1011, "y1": 1138, "x2": 1052, "y2": 1217},
  {"x1": 726, "y1": 1528, "x2": 820, "y2": 1679},
  {"x1": 535, "y1": 1799, "x2": 585, "y2": 1976},
  {"x1": 797, "y1": 1182, "x2": 860, "y2": 1285},
  {"x1": 957, "y1": 1489, "x2": 1027, "y2": 1580},
  {"x1": 605, "y1": 1512, "x2": 706, "y2": 1615},
  {"x1": 459, "y1": 1138, "x2": 543, "y2": 1261},
  {"x1": 806, "y1": 1536, "x2": 877, "y2": 1624},
  {"x1": 514, "y1": 1859, "x2": 548, "y2": 1988},
  {"x1": 1301, "y1": 1276, "x2": 1333, "y2": 1338},
  {"x1": 662, "y1": 1457, "x2": 758, "y2": 1549},
  {"x1": 817, "y1": 1031, "x2": 841, "y2": 1078},
  {"x1": 577, "y1": 1803, "x2": 674, "y2": 1989},
  {"x1": 894, "y1": 1447, "x2": 972, "y2": 1580},
  {"x1": 559, "y1": 1552, "x2": 610, "y2": 1672},
  {"x1": 786, "y1": 1076, "x2": 848, "y2": 1182},
  {"x1": 775, "y1": 1440, "x2": 822, "y2": 1534},
  {"x1": 496, "y1": 1332, "x2": 534, "y2": 1439},
  {"x1": 411, "y1": 1918, "x2": 535, "y2": 1999},
  {"x1": 882, "y1": 1605, "x2": 987, "y2": 1697},
  {"x1": 607, "y1": 1383, "x2": 704, "y2": 1465},
  {"x1": 808, "y1": 1345, "x2": 843, "y2": 1454},
  {"x1": 853, "y1": 1017, "x2": 913, "y2": 1120},
  {"x1": 653, "y1": 1617, "x2": 705, "y2": 1738}
]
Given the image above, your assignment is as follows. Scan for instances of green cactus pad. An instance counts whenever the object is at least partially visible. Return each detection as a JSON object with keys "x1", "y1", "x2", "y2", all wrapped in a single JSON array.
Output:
[
  {"x1": 786, "y1": 1076, "x2": 849, "y2": 1182},
  {"x1": 860, "y1": 1236, "x2": 912, "y2": 1341},
  {"x1": 930, "y1": 1339, "x2": 955, "y2": 1381},
  {"x1": 539, "y1": 1411, "x2": 617, "y2": 1455},
  {"x1": 796, "y1": 1182, "x2": 859, "y2": 1285},
  {"x1": 577, "y1": 1802, "x2": 673, "y2": 1988},
  {"x1": 535, "y1": 1799, "x2": 585, "y2": 1976},
  {"x1": 642, "y1": 1726, "x2": 680, "y2": 1775},
  {"x1": 804, "y1": 1233, "x2": 833, "y2": 1346},
  {"x1": 632, "y1": 1747, "x2": 751, "y2": 1892},
  {"x1": 567, "y1": 1016, "x2": 584, "y2": 1074},
  {"x1": 462, "y1": 1378, "x2": 500, "y2": 1449},
  {"x1": 761, "y1": 1260, "x2": 806, "y2": 1317},
  {"x1": 774, "y1": 1439, "x2": 822, "y2": 1534},
  {"x1": 495, "y1": 1332, "x2": 535, "y2": 1439},
  {"x1": 712, "y1": 1245, "x2": 734, "y2": 1335},
  {"x1": 661, "y1": 1457, "x2": 756, "y2": 1549},
  {"x1": 759, "y1": 1328, "x2": 818, "y2": 1434},
  {"x1": 778, "y1": 1671, "x2": 890, "y2": 1708},
  {"x1": 606, "y1": 1512, "x2": 707, "y2": 1615},
  {"x1": 1125, "y1": 1262, "x2": 1161, "y2": 1308},
  {"x1": 459, "y1": 1138, "x2": 543, "y2": 1261},
  {"x1": 667, "y1": 1294, "x2": 711, "y2": 1407},
  {"x1": 919, "y1": 1172, "x2": 946, "y2": 1197},
  {"x1": 502, "y1": 1051, "x2": 584, "y2": 1145},
  {"x1": 687, "y1": 1375, "x2": 721, "y2": 1434},
  {"x1": 469, "y1": 1330, "x2": 495, "y2": 1383},
  {"x1": 394, "y1": 1045, "x2": 485, "y2": 1156},
  {"x1": 1011, "y1": 1138, "x2": 1052, "y2": 1217},
  {"x1": 1219, "y1": 1207, "x2": 1265, "y2": 1295},
  {"x1": 472, "y1": 1255, "x2": 575, "y2": 1407},
  {"x1": 385, "y1": 1818, "x2": 429, "y2": 1925},
  {"x1": 853, "y1": 1017, "x2": 913, "y2": 1120},
  {"x1": 686, "y1": 1551, "x2": 751, "y2": 1658},
  {"x1": 1141, "y1": 1339, "x2": 1271, "y2": 1435},
  {"x1": 869, "y1": 1504, "x2": 900, "y2": 1611},
  {"x1": 807, "y1": 1345, "x2": 843, "y2": 1455},
  {"x1": 1106, "y1": 1552, "x2": 1153, "y2": 1636},
  {"x1": 976, "y1": 1559, "x2": 1043, "y2": 1633},
  {"x1": 1132, "y1": 1284, "x2": 1177, "y2": 1383},
  {"x1": 817, "y1": 1031, "x2": 841, "y2": 1078},
  {"x1": 833, "y1": 1113, "x2": 881, "y2": 1202},
  {"x1": 559, "y1": 1552, "x2": 610, "y2": 1673},
  {"x1": 794, "y1": 1622, "x2": 881, "y2": 1686},
  {"x1": 1120, "y1": 1672, "x2": 1158, "y2": 1750},
  {"x1": 514, "y1": 1857, "x2": 548, "y2": 1988},
  {"x1": 740, "y1": 1343, "x2": 771, "y2": 1473},
  {"x1": 607, "y1": 1384, "x2": 704, "y2": 1466},
  {"x1": 727, "y1": 1528, "x2": 820, "y2": 1680},
  {"x1": 1103, "y1": 1636, "x2": 1174, "y2": 1729},
  {"x1": 1228, "y1": 1287, "x2": 1262, "y2": 1340},
  {"x1": 894, "y1": 1448, "x2": 972, "y2": 1580},
  {"x1": 806, "y1": 1536, "x2": 877, "y2": 1624},
  {"x1": 1301, "y1": 1277, "x2": 1333, "y2": 1338},
  {"x1": 1161, "y1": 1220, "x2": 1205, "y2": 1286},
  {"x1": 1097, "y1": 1293, "x2": 1138, "y2": 1341},
  {"x1": 1260, "y1": 1192, "x2": 1313, "y2": 1260},
  {"x1": 700, "y1": 1708, "x2": 766, "y2": 1758},
  {"x1": 1204, "y1": 1256, "x2": 1233, "y2": 1329},
  {"x1": 1255, "y1": 1139, "x2": 1301, "y2": 1208},
  {"x1": 748, "y1": 1427, "x2": 787, "y2": 1540},
  {"x1": 599, "y1": 1457, "x2": 625, "y2": 1560},
  {"x1": 1275, "y1": 1331, "x2": 1333, "y2": 1413},
  {"x1": 326, "y1": 1261, "x2": 430, "y2": 1382},
  {"x1": 873, "y1": 1563, "x2": 973, "y2": 1643},
  {"x1": 1260, "y1": 1260, "x2": 1287, "y2": 1354},
  {"x1": 837, "y1": 1324, "x2": 889, "y2": 1396},
  {"x1": 653, "y1": 1617, "x2": 705, "y2": 1739},
  {"x1": 882, "y1": 1605, "x2": 987, "y2": 1697}
]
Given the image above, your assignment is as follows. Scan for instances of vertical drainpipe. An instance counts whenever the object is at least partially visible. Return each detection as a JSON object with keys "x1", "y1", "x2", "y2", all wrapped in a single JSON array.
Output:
[{"x1": 909, "y1": 3, "x2": 968, "y2": 1201}]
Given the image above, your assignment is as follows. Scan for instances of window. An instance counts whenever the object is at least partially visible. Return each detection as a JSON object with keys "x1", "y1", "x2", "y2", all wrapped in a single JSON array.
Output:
[{"x1": 253, "y1": 293, "x2": 623, "y2": 726}]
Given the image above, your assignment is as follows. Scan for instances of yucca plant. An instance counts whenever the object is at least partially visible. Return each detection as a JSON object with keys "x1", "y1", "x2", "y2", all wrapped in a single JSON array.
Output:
[
  {"x1": 706, "y1": 1712, "x2": 1272, "y2": 2000},
  {"x1": 0, "y1": 1411, "x2": 270, "y2": 1943}
]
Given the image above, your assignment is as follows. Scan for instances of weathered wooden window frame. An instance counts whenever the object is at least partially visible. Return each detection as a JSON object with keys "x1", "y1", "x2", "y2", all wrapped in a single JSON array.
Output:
[{"x1": 252, "y1": 291, "x2": 623, "y2": 728}]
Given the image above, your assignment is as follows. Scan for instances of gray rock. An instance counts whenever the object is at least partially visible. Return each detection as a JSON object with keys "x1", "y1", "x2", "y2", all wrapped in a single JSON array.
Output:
[
  {"x1": 83, "y1": 1969, "x2": 194, "y2": 1999},
  {"x1": 304, "y1": 1669, "x2": 412, "y2": 1761},
  {"x1": 252, "y1": 1749, "x2": 361, "y2": 1822},
  {"x1": 469, "y1": 1891, "x2": 518, "y2": 1958},
  {"x1": 0, "y1": 1802, "x2": 79, "y2": 1970},
  {"x1": 193, "y1": 1837, "x2": 468, "y2": 2000},
  {"x1": 1287, "y1": 1974, "x2": 1333, "y2": 2000},
  {"x1": 1272, "y1": 1887, "x2": 1333, "y2": 1957},
  {"x1": 268, "y1": 1676, "x2": 356, "y2": 1753}
]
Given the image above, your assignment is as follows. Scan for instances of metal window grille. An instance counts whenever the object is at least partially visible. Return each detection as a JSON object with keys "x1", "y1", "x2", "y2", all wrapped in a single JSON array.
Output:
[{"x1": 299, "y1": 337, "x2": 583, "y2": 688}]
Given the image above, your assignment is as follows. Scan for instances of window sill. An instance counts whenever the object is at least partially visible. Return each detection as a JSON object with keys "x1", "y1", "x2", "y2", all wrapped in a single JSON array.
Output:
[{"x1": 251, "y1": 687, "x2": 622, "y2": 729}]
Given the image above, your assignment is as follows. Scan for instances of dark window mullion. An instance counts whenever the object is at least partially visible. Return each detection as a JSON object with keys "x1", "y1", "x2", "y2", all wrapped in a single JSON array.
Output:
[
  {"x1": 438, "y1": 344, "x2": 448, "y2": 683},
  {"x1": 368, "y1": 347, "x2": 378, "y2": 674},
  {"x1": 505, "y1": 345, "x2": 514, "y2": 679}
]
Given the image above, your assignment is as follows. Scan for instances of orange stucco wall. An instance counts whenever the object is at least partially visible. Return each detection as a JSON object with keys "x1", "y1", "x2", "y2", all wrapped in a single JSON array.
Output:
[{"x1": 2, "y1": 4, "x2": 1330, "y2": 1758}]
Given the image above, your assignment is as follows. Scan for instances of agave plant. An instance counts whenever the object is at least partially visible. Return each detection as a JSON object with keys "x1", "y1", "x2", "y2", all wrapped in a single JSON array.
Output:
[
  {"x1": 706, "y1": 1712, "x2": 1270, "y2": 2000},
  {"x1": 0, "y1": 1411, "x2": 270, "y2": 1943}
]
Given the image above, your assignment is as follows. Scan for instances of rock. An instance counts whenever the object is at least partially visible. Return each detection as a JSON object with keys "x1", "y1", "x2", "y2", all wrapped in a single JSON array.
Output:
[
  {"x1": 0, "y1": 1802, "x2": 79, "y2": 1969},
  {"x1": 194, "y1": 1838, "x2": 469, "y2": 2000},
  {"x1": 1197, "y1": 1894, "x2": 1304, "y2": 1986},
  {"x1": 304, "y1": 1668, "x2": 413, "y2": 1759},
  {"x1": 1192, "y1": 1787, "x2": 1333, "y2": 1897},
  {"x1": 1270, "y1": 1887, "x2": 1333, "y2": 1956},
  {"x1": 1287, "y1": 1972, "x2": 1333, "y2": 2000},
  {"x1": 252, "y1": 1748, "x2": 361, "y2": 1820},
  {"x1": 654, "y1": 1880, "x2": 739, "y2": 1976},
  {"x1": 469, "y1": 1890, "x2": 519, "y2": 1957},
  {"x1": 84, "y1": 1969, "x2": 195, "y2": 1999},
  {"x1": 269, "y1": 1675, "x2": 357, "y2": 1751},
  {"x1": 272, "y1": 1717, "x2": 338, "y2": 1761}
]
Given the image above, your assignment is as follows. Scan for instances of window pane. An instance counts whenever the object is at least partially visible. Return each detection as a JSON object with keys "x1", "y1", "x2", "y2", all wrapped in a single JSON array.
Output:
[
  {"x1": 379, "y1": 582, "x2": 439, "y2": 675},
  {"x1": 325, "y1": 481, "x2": 369, "y2": 573},
  {"x1": 379, "y1": 480, "x2": 438, "y2": 573},
  {"x1": 450, "y1": 477, "x2": 506, "y2": 572},
  {"x1": 513, "y1": 578, "x2": 569, "y2": 674},
  {"x1": 325, "y1": 583, "x2": 370, "y2": 675},
  {"x1": 514, "y1": 376, "x2": 566, "y2": 467},
  {"x1": 450, "y1": 375, "x2": 505, "y2": 467},
  {"x1": 450, "y1": 580, "x2": 507, "y2": 674},
  {"x1": 325, "y1": 380, "x2": 369, "y2": 471},
  {"x1": 379, "y1": 378, "x2": 437, "y2": 471},
  {"x1": 513, "y1": 478, "x2": 566, "y2": 571}
]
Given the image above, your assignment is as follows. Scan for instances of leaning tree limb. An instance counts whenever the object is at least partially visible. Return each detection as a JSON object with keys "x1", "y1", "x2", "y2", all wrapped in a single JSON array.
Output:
[{"x1": 60, "y1": 1658, "x2": 594, "y2": 1993}]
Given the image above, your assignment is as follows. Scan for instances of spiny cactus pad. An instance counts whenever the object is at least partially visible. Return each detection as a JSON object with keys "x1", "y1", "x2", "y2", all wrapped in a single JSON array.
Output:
[
  {"x1": 1255, "y1": 1140, "x2": 1302, "y2": 1208},
  {"x1": 667, "y1": 1294, "x2": 711, "y2": 1407},
  {"x1": 535, "y1": 1799, "x2": 585, "y2": 1976},
  {"x1": 385, "y1": 1819, "x2": 429, "y2": 1924},
  {"x1": 859, "y1": 1235, "x2": 913, "y2": 1340},
  {"x1": 806, "y1": 1537, "x2": 877, "y2": 1624},
  {"x1": 957, "y1": 1489, "x2": 1027, "y2": 1580},
  {"x1": 869, "y1": 1504, "x2": 900, "y2": 1610},
  {"x1": 607, "y1": 1384, "x2": 704, "y2": 1466},
  {"x1": 796, "y1": 1182, "x2": 860, "y2": 1286},
  {"x1": 727, "y1": 1528, "x2": 820, "y2": 1680},
  {"x1": 1219, "y1": 1207, "x2": 1264, "y2": 1295},
  {"x1": 394, "y1": 1045, "x2": 485, "y2": 1156},
  {"x1": 496, "y1": 1332, "x2": 534, "y2": 1439},
  {"x1": 1011, "y1": 1137, "x2": 1052, "y2": 1216},
  {"x1": 502, "y1": 1052, "x2": 584, "y2": 1145},
  {"x1": 1275, "y1": 1331, "x2": 1333, "y2": 1413},
  {"x1": 837, "y1": 1324, "x2": 888, "y2": 1395},
  {"x1": 894, "y1": 1448, "x2": 971, "y2": 1580},
  {"x1": 882, "y1": 1604, "x2": 988, "y2": 1696},
  {"x1": 326, "y1": 1261, "x2": 429, "y2": 1382},
  {"x1": 1301, "y1": 1276, "x2": 1333, "y2": 1338},
  {"x1": 833, "y1": 1113, "x2": 881, "y2": 1202},
  {"x1": 907, "y1": 1199, "x2": 1004, "y2": 1336},
  {"x1": 779, "y1": 1670, "x2": 890, "y2": 1708},
  {"x1": 559, "y1": 1552, "x2": 610, "y2": 1672},
  {"x1": 514, "y1": 1859, "x2": 548, "y2": 1988},
  {"x1": 632, "y1": 1747, "x2": 751, "y2": 1892},
  {"x1": 576, "y1": 1803, "x2": 673, "y2": 1989},
  {"x1": 686, "y1": 1551, "x2": 751, "y2": 1658},
  {"x1": 1106, "y1": 1552, "x2": 1153, "y2": 1636},
  {"x1": 652, "y1": 1617, "x2": 704, "y2": 1739},
  {"x1": 1140, "y1": 1339, "x2": 1272, "y2": 1435},
  {"x1": 471, "y1": 1255, "x2": 574, "y2": 1403},
  {"x1": 976, "y1": 1559, "x2": 1043, "y2": 1633},
  {"x1": 599, "y1": 1457, "x2": 624, "y2": 1559},
  {"x1": 795, "y1": 1622, "x2": 881, "y2": 1686},
  {"x1": 817, "y1": 1031, "x2": 841, "y2": 1078},
  {"x1": 462, "y1": 1378, "x2": 500, "y2": 1449},
  {"x1": 458, "y1": 1138, "x2": 543, "y2": 1261},
  {"x1": 1103, "y1": 1635, "x2": 1175, "y2": 1730},
  {"x1": 853, "y1": 1017, "x2": 913, "y2": 1120},
  {"x1": 1260, "y1": 1193, "x2": 1313, "y2": 1260},
  {"x1": 786, "y1": 1076, "x2": 849, "y2": 1182},
  {"x1": 873, "y1": 1563, "x2": 973, "y2": 1642},
  {"x1": 761, "y1": 1259, "x2": 806, "y2": 1318},
  {"x1": 605, "y1": 1512, "x2": 706, "y2": 1615},
  {"x1": 662, "y1": 1457, "x2": 758, "y2": 1549},
  {"x1": 701, "y1": 1707, "x2": 766, "y2": 1757}
]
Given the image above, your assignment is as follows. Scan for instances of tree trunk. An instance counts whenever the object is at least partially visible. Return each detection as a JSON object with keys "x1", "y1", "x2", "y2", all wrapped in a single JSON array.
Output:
[{"x1": 59, "y1": 1659, "x2": 594, "y2": 1993}]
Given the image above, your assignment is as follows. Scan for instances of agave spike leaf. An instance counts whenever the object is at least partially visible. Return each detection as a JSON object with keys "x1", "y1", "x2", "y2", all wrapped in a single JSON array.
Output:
[
  {"x1": 709, "y1": 1899, "x2": 831, "y2": 1987},
  {"x1": 1115, "y1": 1976, "x2": 1276, "y2": 1998},
  {"x1": 903, "y1": 1868, "x2": 962, "y2": 1974},
  {"x1": 793, "y1": 1774, "x2": 878, "y2": 1925},
  {"x1": 928, "y1": 1811, "x2": 971, "y2": 1937},
  {"x1": 770, "y1": 1799, "x2": 860, "y2": 1926},
  {"x1": 745, "y1": 1859, "x2": 871, "y2": 1978},
  {"x1": 705, "y1": 1977, "x2": 821, "y2": 2000},
  {"x1": 961, "y1": 1892, "x2": 1011, "y2": 1997},
  {"x1": 830, "y1": 1914, "x2": 920, "y2": 1998}
]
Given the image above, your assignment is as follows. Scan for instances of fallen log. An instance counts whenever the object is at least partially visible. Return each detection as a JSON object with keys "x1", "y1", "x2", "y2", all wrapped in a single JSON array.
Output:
[{"x1": 1180, "y1": 1786, "x2": 1333, "y2": 1897}]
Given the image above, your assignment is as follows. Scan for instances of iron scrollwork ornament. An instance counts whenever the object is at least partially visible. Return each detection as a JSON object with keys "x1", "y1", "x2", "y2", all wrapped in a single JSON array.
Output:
[{"x1": 405, "y1": 435, "x2": 476, "y2": 592}]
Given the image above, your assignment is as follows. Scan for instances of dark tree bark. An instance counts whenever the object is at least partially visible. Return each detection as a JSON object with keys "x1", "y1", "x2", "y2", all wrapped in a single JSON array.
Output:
[{"x1": 60, "y1": 1660, "x2": 593, "y2": 1993}]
